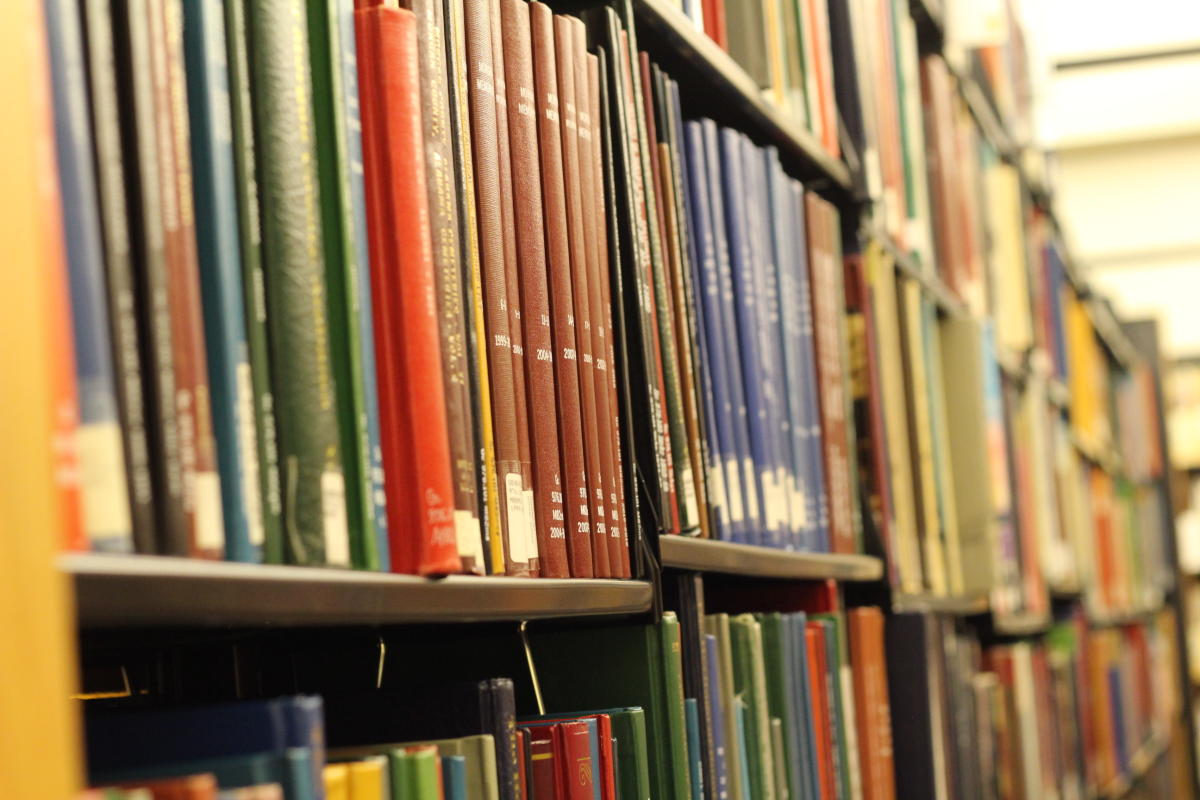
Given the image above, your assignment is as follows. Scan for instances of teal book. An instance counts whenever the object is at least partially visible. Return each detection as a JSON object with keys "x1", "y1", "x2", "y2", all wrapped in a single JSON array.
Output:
[
  {"x1": 305, "y1": 0, "x2": 380, "y2": 569},
  {"x1": 814, "y1": 616, "x2": 849, "y2": 800},
  {"x1": 441, "y1": 755, "x2": 467, "y2": 800},
  {"x1": 734, "y1": 700, "x2": 753, "y2": 800},
  {"x1": 221, "y1": 0, "x2": 284, "y2": 563},
  {"x1": 685, "y1": 699, "x2": 703, "y2": 800},
  {"x1": 244, "y1": 0, "x2": 349, "y2": 566},
  {"x1": 182, "y1": 0, "x2": 263, "y2": 562}
]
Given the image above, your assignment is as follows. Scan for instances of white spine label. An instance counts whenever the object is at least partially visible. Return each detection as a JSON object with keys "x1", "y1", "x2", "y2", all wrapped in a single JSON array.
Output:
[
  {"x1": 321, "y1": 470, "x2": 350, "y2": 566},
  {"x1": 505, "y1": 473, "x2": 529, "y2": 563},
  {"x1": 235, "y1": 362, "x2": 264, "y2": 546},
  {"x1": 193, "y1": 470, "x2": 225, "y2": 552}
]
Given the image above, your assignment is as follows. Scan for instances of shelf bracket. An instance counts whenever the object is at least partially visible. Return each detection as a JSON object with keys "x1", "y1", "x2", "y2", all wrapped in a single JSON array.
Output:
[{"x1": 519, "y1": 620, "x2": 545, "y2": 715}]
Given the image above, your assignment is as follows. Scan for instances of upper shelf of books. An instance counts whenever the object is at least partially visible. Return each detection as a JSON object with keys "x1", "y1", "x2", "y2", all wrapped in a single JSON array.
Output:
[{"x1": 63, "y1": 555, "x2": 654, "y2": 628}]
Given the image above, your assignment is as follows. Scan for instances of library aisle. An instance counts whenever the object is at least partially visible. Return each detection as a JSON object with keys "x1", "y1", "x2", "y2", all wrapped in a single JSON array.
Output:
[{"x1": 6, "y1": 0, "x2": 1199, "y2": 797}]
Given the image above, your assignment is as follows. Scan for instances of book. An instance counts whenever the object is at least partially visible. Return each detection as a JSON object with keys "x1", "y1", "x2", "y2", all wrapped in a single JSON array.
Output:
[
  {"x1": 306, "y1": 0, "x2": 387, "y2": 570},
  {"x1": 245, "y1": 0, "x2": 347, "y2": 566},
  {"x1": 219, "y1": 0, "x2": 286, "y2": 564},
  {"x1": 729, "y1": 614, "x2": 775, "y2": 800},
  {"x1": 404, "y1": 0, "x2": 483, "y2": 573},
  {"x1": 354, "y1": 1, "x2": 460, "y2": 575},
  {"x1": 46, "y1": 0, "x2": 135, "y2": 554},
  {"x1": 0, "y1": 4, "x2": 86, "y2": 789},
  {"x1": 180, "y1": 0, "x2": 262, "y2": 563},
  {"x1": 529, "y1": 2, "x2": 593, "y2": 578}
]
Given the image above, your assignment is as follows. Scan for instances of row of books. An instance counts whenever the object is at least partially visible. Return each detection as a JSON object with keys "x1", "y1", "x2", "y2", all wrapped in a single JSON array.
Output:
[
  {"x1": 888, "y1": 610, "x2": 1183, "y2": 800},
  {"x1": 79, "y1": 604, "x2": 894, "y2": 800}
]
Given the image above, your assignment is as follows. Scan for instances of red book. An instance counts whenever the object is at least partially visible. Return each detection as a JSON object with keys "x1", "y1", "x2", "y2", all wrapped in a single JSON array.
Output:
[
  {"x1": 527, "y1": 726, "x2": 560, "y2": 800},
  {"x1": 534, "y1": 714, "x2": 617, "y2": 800},
  {"x1": 489, "y1": 0, "x2": 541, "y2": 576},
  {"x1": 587, "y1": 53, "x2": 630, "y2": 577},
  {"x1": 806, "y1": 624, "x2": 836, "y2": 800},
  {"x1": 569, "y1": 29, "x2": 619, "y2": 578},
  {"x1": 516, "y1": 727, "x2": 529, "y2": 800},
  {"x1": 556, "y1": 721, "x2": 596, "y2": 800},
  {"x1": 116, "y1": 774, "x2": 218, "y2": 800},
  {"x1": 556, "y1": 13, "x2": 612, "y2": 578},
  {"x1": 499, "y1": 0, "x2": 569, "y2": 577},
  {"x1": 355, "y1": 2, "x2": 461, "y2": 575},
  {"x1": 804, "y1": 194, "x2": 856, "y2": 554},
  {"x1": 849, "y1": 608, "x2": 896, "y2": 800},
  {"x1": 528, "y1": 3, "x2": 593, "y2": 578},
  {"x1": 702, "y1": 0, "x2": 727, "y2": 50}
]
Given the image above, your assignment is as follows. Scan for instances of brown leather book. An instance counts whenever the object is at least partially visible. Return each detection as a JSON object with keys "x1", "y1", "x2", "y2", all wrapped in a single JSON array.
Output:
[
  {"x1": 151, "y1": 0, "x2": 224, "y2": 557},
  {"x1": 804, "y1": 193, "x2": 856, "y2": 554},
  {"x1": 552, "y1": 13, "x2": 610, "y2": 578},
  {"x1": 570, "y1": 22, "x2": 622, "y2": 577},
  {"x1": 489, "y1": 0, "x2": 539, "y2": 575},
  {"x1": 462, "y1": 0, "x2": 535, "y2": 576},
  {"x1": 587, "y1": 49, "x2": 630, "y2": 578},
  {"x1": 527, "y1": 2, "x2": 592, "y2": 578},
  {"x1": 499, "y1": 0, "x2": 569, "y2": 578},
  {"x1": 402, "y1": 0, "x2": 482, "y2": 572}
]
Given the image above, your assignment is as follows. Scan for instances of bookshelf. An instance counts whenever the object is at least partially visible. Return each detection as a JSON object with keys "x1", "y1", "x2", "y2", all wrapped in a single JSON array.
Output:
[
  {"x1": 16, "y1": 0, "x2": 1198, "y2": 795},
  {"x1": 64, "y1": 555, "x2": 654, "y2": 628},
  {"x1": 658, "y1": 536, "x2": 883, "y2": 580}
]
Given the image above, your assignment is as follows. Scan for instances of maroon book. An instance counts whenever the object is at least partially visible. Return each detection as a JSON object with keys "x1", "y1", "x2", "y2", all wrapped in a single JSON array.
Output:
[{"x1": 499, "y1": 0, "x2": 568, "y2": 577}]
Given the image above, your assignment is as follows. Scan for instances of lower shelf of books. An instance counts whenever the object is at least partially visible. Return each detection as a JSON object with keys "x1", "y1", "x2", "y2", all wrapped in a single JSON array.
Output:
[{"x1": 62, "y1": 554, "x2": 654, "y2": 628}]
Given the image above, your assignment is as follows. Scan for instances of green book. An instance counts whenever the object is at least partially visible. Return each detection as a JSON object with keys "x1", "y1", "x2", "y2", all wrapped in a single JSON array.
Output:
[
  {"x1": 388, "y1": 750, "x2": 414, "y2": 800},
  {"x1": 533, "y1": 619, "x2": 676, "y2": 800},
  {"x1": 406, "y1": 746, "x2": 442, "y2": 800},
  {"x1": 332, "y1": 735, "x2": 498, "y2": 800},
  {"x1": 770, "y1": 718, "x2": 789, "y2": 800},
  {"x1": 705, "y1": 614, "x2": 745, "y2": 800},
  {"x1": 730, "y1": 614, "x2": 775, "y2": 800},
  {"x1": 758, "y1": 613, "x2": 798, "y2": 800},
  {"x1": 221, "y1": 0, "x2": 283, "y2": 563},
  {"x1": 243, "y1": 0, "x2": 349, "y2": 566},
  {"x1": 305, "y1": 0, "x2": 377, "y2": 570},
  {"x1": 660, "y1": 613, "x2": 693, "y2": 800}
]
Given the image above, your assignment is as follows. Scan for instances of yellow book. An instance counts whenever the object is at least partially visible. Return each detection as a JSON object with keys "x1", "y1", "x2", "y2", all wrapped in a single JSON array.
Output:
[
  {"x1": 324, "y1": 764, "x2": 350, "y2": 800},
  {"x1": 0, "y1": 1, "x2": 83, "y2": 796},
  {"x1": 865, "y1": 243, "x2": 923, "y2": 593},
  {"x1": 348, "y1": 756, "x2": 389, "y2": 800}
]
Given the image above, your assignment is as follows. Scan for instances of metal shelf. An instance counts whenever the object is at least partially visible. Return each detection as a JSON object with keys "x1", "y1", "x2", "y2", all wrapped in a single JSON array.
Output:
[
  {"x1": 631, "y1": 0, "x2": 852, "y2": 192},
  {"x1": 1087, "y1": 604, "x2": 1161, "y2": 629},
  {"x1": 658, "y1": 536, "x2": 883, "y2": 581},
  {"x1": 63, "y1": 554, "x2": 653, "y2": 628},
  {"x1": 866, "y1": 223, "x2": 967, "y2": 317},
  {"x1": 891, "y1": 591, "x2": 990, "y2": 616},
  {"x1": 993, "y1": 610, "x2": 1052, "y2": 637}
]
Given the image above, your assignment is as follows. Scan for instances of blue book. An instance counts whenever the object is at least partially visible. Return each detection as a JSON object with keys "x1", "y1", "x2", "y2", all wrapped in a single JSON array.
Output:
[
  {"x1": 787, "y1": 613, "x2": 820, "y2": 800},
  {"x1": 682, "y1": 121, "x2": 740, "y2": 542},
  {"x1": 702, "y1": 121, "x2": 761, "y2": 543},
  {"x1": 788, "y1": 180, "x2": 829, "y2": 551},
  {"x1": 720, "y1": 128, "x2": 775, "y2": 547},
  {"x1": 684, "y1": 699, "x2": 704, "y2": 800},
  {"x1": 1108, "y1": 667, "x2": 1128, "y2": 777},
  {"x1": 1047, "y1": 244, "x2": 1069, "y2": 381},
  {"x1": 741, "y1": 138, "x2": 791, "y2": 550},
  {"x1": 703, "y1": 634, "x2": 729, "y2": 800},
  {"x1": 331, "y1": 0, "x2": 388, "y2": 570},
  {"x1": 764, "y1": 151, "x2": 813, "y2": 552},
  {"x1": 86, "y1": 696, "x2": 326, "y2": 799},
  {"x1": 182, "y1": 0, "x2": 262, "y2": 562},
  {"x1": 441, "y1": 754, "x2": 468, "y2": 800},
  {"x1": 734, "y1": 698, "x2": 754, "y2": 800},
  {"x1": 45, "y1": 0, "x2": 134, "y2": 553}
]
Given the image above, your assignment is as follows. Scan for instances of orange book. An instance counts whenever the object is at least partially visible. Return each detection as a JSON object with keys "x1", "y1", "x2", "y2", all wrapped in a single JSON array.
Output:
[
  {"x1": 0, "y1": 3, "x2": 84, "y2": 797},
  {"x1": 806, "y1": 624, "x2": 836, "y2": 800},
  {"x1": 850, "y1": 608, "x2": 896, "y2": 800}
]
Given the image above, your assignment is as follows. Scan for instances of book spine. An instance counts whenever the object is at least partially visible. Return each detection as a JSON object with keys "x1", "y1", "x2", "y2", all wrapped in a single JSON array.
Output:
[
  {"x1": 80, "y1": 0, "x2": 158, "y2": 554},
  {"x1": 584, "y1": 49, "x2": 627, "y2": 576},
  {"x1": 339, "y1": 0, "x2": 390, "y2": 570},
  {"x1": 529, "y1": 4, "x2": 593, "y2": 578},
  {"x1": 592, "y1": 40, "x2": 635, "y2": 577},
  {"x1": 407, "y1": 0, "x2": 484, "y2": 573},
  {"x1": 682, "y1": 121, "x2": 739, "y2": 543},
  {"x1": 555, "y1": 14, "x2": 611, "y2": 577},
  {"x1": 182, "y1": 0, "x2": 263, "y2": 562},
  {"x1": 306, "y1": 0, "x2": 379, "y2": 570},
  {"x1": 46, "y1": 0, "x2": 136, "y2": 552},
  {"x1": 160, "y1": 0, "x2": 226, "y2": 558},
  {"x1": 462, "y1": 0, "x2": 535, "y2": 576},
  {"x1": 499, "y1": 0, "x2": 569, "y2": 578},
  {"x1": 662, "y1": 612, "x2": 695, "y2": 800},
  {"x1": 490, "y1": 0, "x2": 541, "y2": 575},
  {"x1": 221, "y1": 0, "x2": 285, "y2": 565},
  {"x1": 701, "y1": 121, "x2": 761, "y2": 545},
  {"x1": 355, "y1": 4, "x2": 461, "y2": 575},
  {"x1": 247, "y1": 0, "x2": 348, "y2": 566},
  {"x1": 443, "y1": 0, "x2": 497, "y2": 574},
  {"x1": 110, "y1": 0, "x2": 189, "y2": 553},
  {"x1": 662, "y1": 77, "x2": 713, "y2": 542},
  {"x1": 633, "y1": 46, "x2": 698, "y2": 536}
]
